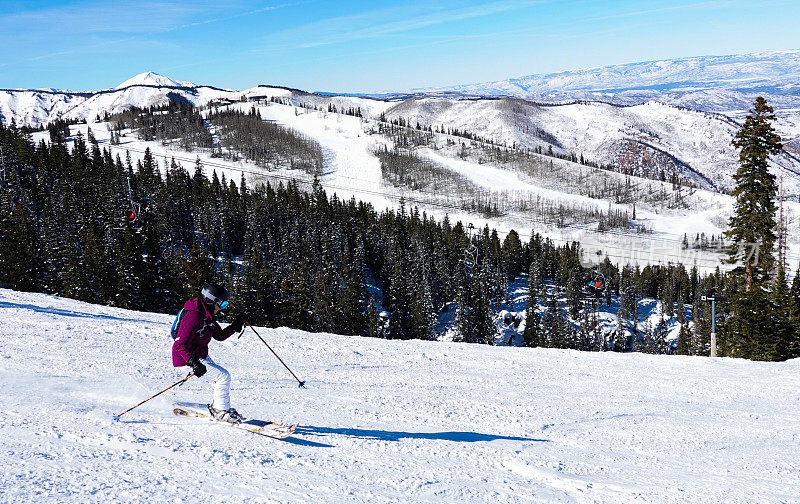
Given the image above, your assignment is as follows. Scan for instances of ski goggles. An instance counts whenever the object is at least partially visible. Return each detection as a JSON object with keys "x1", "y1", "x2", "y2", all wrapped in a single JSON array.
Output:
[{"x1": 201, "y1": 287, "x2": 229, "y2": 310}]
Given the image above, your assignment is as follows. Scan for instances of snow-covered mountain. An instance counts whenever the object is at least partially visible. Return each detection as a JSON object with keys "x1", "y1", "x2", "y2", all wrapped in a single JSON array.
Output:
[
  {"x1": 406, "y1": 49, "x2": 800, "y2": 157},
  {"x1": 2, "y1": 287, "x2": 798, "y2": 503},
  {"x1": 0, "y1": 72, "x2": 241, "y2": 126},
  {"x1": 4, "y1": 59, "x2": 800, "y2": 193},
  {"x1": 114, "y1": 71, "x2": 195, "y2": 89},
  {"x1": 418, "y1": 50, "x2": 800, "y2": 112},
  {"x1": 0, "y1": 72, "x2": 381, "y2": 129}
]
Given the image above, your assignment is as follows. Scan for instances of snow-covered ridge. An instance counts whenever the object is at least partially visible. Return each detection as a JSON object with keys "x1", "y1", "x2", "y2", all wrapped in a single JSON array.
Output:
[
  {"x1": 414, "y1": 50, "x2": 800, "y2": 106},
  {"x1": 0, "y1": 73, "x2": 277, "y2": 127}
]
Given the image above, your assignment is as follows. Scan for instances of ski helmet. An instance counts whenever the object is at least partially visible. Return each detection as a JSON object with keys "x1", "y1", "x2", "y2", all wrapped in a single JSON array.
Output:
[{"x1": 201, "y1": 284, "x2": 229, "y2": 310}]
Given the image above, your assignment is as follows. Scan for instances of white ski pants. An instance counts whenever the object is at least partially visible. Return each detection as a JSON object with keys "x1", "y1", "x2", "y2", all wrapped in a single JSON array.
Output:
[{"x1": 197, "y1": 356, "x2": 231, "y2": 411}]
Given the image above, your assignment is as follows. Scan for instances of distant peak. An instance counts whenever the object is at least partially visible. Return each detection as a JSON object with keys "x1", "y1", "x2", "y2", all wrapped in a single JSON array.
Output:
[{"x1": 115, "y1": 71, "x2": 194, "y2": 89}]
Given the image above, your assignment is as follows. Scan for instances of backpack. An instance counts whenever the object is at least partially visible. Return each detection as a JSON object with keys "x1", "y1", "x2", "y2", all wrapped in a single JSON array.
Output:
[
  {"x1": 170, "y1": 302, "x2": 211, "y2": 340},
  {"x1": 170, "y1": 308, "x2": 187, "y2": 339}
]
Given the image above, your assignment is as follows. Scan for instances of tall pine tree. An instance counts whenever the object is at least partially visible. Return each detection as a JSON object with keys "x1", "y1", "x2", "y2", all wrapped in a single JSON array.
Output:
[{"x1": 725, "y1": 97, "x2": 781, "y2": 291}]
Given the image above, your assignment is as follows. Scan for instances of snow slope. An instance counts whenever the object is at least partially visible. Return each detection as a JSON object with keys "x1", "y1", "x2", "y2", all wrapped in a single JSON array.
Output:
[
  {"x1": 382, "y1": 96, "x2": 800, "y2": 193},
  {"x1": 1, "y1": 289, "x2": 799, "y2": 503},
  {"x1": 38, "y1": 108, "x2": 800, "y2": 274}
]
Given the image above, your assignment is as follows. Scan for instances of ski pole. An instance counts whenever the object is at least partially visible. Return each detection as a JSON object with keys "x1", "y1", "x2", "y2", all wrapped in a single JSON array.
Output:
[
  {"x1": 113, "y1": 373, "x2": 194, "y2": 421},
  {"x1": 245, "y1": 320, "x2": 306, "y2": 388}
]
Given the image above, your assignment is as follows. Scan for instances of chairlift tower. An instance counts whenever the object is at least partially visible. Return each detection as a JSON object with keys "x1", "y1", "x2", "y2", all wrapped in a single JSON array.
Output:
[
  {"x1": 464, "y1": 223, "x2": 479, "y2": 271},
  {"x1": 701, "y1": 295, "x2": 726, "y2": 357},
  {"x1": 583, "y1": 270, "x2": 607, "y2": 347},
  {"x1": 126, "y1": 175, "x2": 142, "y2": 226}
]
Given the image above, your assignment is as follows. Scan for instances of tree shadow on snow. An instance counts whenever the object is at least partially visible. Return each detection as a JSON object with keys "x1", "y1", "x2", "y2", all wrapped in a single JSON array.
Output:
[
  {"x1": 295, "y1": 426, "x2": 548, "y2": 444},
  {"x1": 0, "y1": 300, "x2": 151, "y2": 325}
]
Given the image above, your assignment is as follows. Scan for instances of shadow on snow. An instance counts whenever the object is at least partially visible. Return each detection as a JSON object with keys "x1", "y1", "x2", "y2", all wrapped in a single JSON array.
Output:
[
  {"x1": 295, "y1": 425, "x2": 548, "y2": 443},
  {"x1": 0, "y1": 300, "x2": 153, "y2": 325}
]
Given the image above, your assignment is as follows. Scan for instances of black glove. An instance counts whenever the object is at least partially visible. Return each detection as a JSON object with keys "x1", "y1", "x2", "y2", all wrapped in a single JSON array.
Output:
[
  {"x1": 187, "y1": 356, "x2": 206, "y2": 378},
  {"x1": 230, "y1": 314, "x2": 247, "y2": 333}
]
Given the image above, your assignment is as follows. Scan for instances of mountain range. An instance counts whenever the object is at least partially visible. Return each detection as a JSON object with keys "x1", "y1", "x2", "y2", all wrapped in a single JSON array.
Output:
[
  {"x1": 2, "y1": 50, "x2": 800, "y2": 192},
  {"x1": 411, "y1": 50, "x2": 800, "y2": 114}
]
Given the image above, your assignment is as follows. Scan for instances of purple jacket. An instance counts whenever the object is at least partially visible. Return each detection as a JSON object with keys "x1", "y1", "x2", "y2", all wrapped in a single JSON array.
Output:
[{"x1": 172, "y1": 297, "x2": 237, "y2": 367}]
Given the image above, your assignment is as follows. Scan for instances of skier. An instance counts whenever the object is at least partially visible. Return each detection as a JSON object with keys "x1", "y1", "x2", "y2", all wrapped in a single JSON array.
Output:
[{"x1": 172, "y1": 284, "x2": 246, "y2": 423}]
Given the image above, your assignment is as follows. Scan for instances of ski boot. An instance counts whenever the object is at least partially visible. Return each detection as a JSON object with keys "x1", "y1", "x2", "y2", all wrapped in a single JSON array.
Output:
[{"x1": 208, "y1": 404, "x2": 243, "y2": 424}]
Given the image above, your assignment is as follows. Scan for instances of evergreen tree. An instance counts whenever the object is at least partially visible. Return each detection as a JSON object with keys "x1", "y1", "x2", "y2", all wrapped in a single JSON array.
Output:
[
  {"x1": 500, "y1": 230, "x2": 523, "y2": 280},
  {"x1": 366, "y1": 295, "x2": 384, "y2": 339},
  {"x1": 769, "y1": 266, "x2": 794, "y2": 361},
  {"x1": 236, "y1": 245, "x2": 277, "y2": 327},
  {"x1": 182, "y1": 241, "x2": 213, "y2": 303},
  {"x1": 725, "y1": 97, "x2": 782, "y2": 291},
  {"x1": 115, "y1": 226, "x2": 145, "y2": 309},
  {"x1": 386, "y1": 228, "x2": 413, "y2": 340},
  {"x1": 81, "y1": 222, "x2": 108, "y2": 304},
  {"x1": 408, "y1": 256, "x2": 436, "y2": 340},
  {"x1": 676, "y1": 323, "x2": 691, "y2": 355},
  {"x1": 523, "y1": 303, "x2": 541, "y2": 348},
  {"x1": 454, "y1": 260, "x2": 473, "y2": 343},
  {"x1": 789, "y1": 274, "x2": 800, "y2": 359},
  {"x1": 470, "y1": 266, "x2": 496, "y2": 344},
  {"x1": 722, "y1": 97, "x2": 795, "y2": 361},
  {"x1": 691, "y1": 301, "x2": 711, "y2": 356},
  {"x1": 0, "y1": 203, "x2": 41, "y2": 291},
  {"x1": 721, "y1": 288, "x2": 771, "y2": 359},
  {"x1": 566, "y1": 267, "x2": 584, "y2": 320},
  {"x1": 545, "y1": 291, "x2": 562, "y2": 348},
  {"x1": 337, "y1": 249, "x2": 369, "y2": 336},
  {"x1": 279, "y1": 257, "x2": 315, "y2": 331},
  {"x1": 648, "y1": 317, "x2": 668, "y2": 354},
  {"x1": 523, "y1": 258, "x2": 542, "y2": 347}
]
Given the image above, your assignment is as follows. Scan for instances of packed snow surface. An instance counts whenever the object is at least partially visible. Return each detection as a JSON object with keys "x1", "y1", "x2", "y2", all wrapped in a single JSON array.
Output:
[{"x1": 1, "y1": 288, "x2": 798, "y2": 503}]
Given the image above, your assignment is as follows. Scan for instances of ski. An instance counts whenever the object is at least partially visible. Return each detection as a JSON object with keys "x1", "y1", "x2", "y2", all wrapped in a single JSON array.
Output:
[{"x1": 173, "y1": 403, "x2": 297, "y2": 439}]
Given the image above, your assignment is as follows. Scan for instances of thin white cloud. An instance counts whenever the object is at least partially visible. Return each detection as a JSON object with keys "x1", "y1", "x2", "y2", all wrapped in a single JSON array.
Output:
[
  {"x1": 26, "y1": 37, "x2": 173, "y2": 63},
  {"x1": 584, "y1": 0, "x2": 734, "y2": 23},
  {"x1": 0, "y1": 1, "x2": 299, "y2": 38},
  {"x1": 260, "y1": 0, "x2": 547, "y2": 51},
  {"x1": 325, "y1": 0, "x2": 737, "y2": 59},
  {"x1": 0, "y1": 2, "x2": 199, "y2": 35},
  {"x1": 162, "y1": 1, "x2": 310, "y2": 33},
  {"x1": 2, "y1": 1, "x2": 301, "y2": 67}
]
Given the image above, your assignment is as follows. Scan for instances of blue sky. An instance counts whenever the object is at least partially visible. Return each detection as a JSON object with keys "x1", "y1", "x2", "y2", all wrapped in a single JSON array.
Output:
[{"x1": 1, "y1": 0, "x2": 798, "y2": 92}]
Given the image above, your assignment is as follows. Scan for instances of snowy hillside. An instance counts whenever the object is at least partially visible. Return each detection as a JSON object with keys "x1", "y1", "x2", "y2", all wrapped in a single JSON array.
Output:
[
  {"x1": 381, "y1": 97, "x2": 799, "y2": 192},
  {"x1": 9, "y1": 66, "x2": 800, "y2": 270},
  {"x1": 36, "y1": 95, "x2": 800, "y2": 274},
  {"x1": 413, "y1": 49, "x2": 800, "y2": 147},
  {"x1": 1, "y1": 288, "x2": 799, "y2": 503}
]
